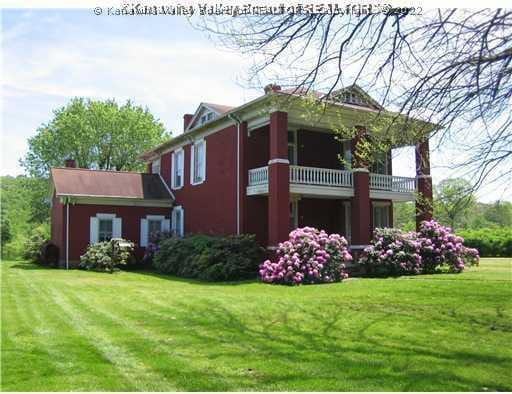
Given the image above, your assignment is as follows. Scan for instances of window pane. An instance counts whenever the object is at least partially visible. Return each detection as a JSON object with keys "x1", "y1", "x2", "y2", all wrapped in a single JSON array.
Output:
[
  {"x1": 99, "y1": 219, "x2": 113, "y2": 242},
  {"x1": 148, "y1": 220, "x2": 162, "y2": 241}
]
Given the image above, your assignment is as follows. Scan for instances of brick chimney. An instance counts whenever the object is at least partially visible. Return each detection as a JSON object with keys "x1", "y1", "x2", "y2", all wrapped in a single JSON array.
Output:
[
  {"x1": 64, "y1": 158, "x2": 76, "y2": 168},
  {"x1": 183, "y1": 114, "x2": 193, "y2": 132},
  {"x1": 264, "y1": 83, "x2": 281, "y2": 94}
]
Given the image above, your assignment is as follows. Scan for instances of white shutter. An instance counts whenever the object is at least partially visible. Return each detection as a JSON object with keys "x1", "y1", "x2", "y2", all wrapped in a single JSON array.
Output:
[
  {"x1": 171, "y1": 152, "x2": 176, "y2": 188},
  {"x1": 178, "y1": 150, "x2": 184, "y2": 187},
  {"x1": 162, "y1": 219, "x2": 170, "y2": 232},
  {"x1": 90, "y1": 217, "x2": 99, "y2": 244},
  {"x1": 113, "y1": 217, "x2": 122, "y2": 238},
  {"x1": 200, "y1": 140, "x2": 206, "y2": 181},
  {"x1": 140, "y1": 218, "x2": 148, "y2": 247},
  {"x1": 190, "y1": 144, "x2": 195, "y2": 184}
]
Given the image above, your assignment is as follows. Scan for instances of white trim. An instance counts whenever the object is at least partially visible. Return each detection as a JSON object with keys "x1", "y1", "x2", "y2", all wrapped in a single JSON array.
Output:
[
  {"x1": 158, "y1": 173, "x2": 176, "y2": 200},
  {"x1": 343, "y1": 201, "x2": 351, "y2": 244},
  {"x1": 66, "y1": 202, "x2": 69, "y2": 270},
  {"x1": 145, "y1": 215, "x2": 166, "y2": 220},
  {"x1": 370, "y1": 190, "x2": 415, "y2": 202},
  {"x1": 96, "y1": 213, "x2": 116, "y2": 219},
  {"x1": 190, "y1": 139, "x2": 206, "y2": 186},
  {"x1": 415, "y1": 174, "x2": 432, "y2": 179},
  {"x1": 291, "y1": 184, "x2": 354, "y2": 198},
  {"x1": 171, "y1": 148, "x2": 184, "y2": 190},
  {"x1": 57, "y1": 195, "x2": 173, "y2": 207},
  {"x1": 141, "y1": 214, "x2": 168, "y2": 246},
  {"x1": 268, "y1": 158, "x2": 290, "y2": 165},
  {"x1": 352, "y1": 167, "x2": 370, "y2": 173},
  {"x1": 185, "y1": 103, "x2": 222, "y2": 132},
  {"x1": 372, "y1": 201, "x2": 392, "y2": 208},
  {"x1": 151, "y1": 157, "x2": 161, "y2": 174},
  {"x1": 57, "y1": 192, "x2": 171, "y2": 200},
  {"x1": 171, "y1": 205, "x2": 184, "y2": 237}
]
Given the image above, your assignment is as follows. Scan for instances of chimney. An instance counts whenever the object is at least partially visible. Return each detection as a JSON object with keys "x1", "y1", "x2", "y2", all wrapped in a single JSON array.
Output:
[
  {"x1": 264, "y1": 83, "x2": 281, "y2": 94},
  {"x1": 183, "y1": 114, "x2": 193, "y2": 132},
  {"x1": 64, "y1": 158, "x2": 76, "y2": 168}
]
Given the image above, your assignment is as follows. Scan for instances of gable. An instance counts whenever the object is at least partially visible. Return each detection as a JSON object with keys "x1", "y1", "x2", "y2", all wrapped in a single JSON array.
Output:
[
  {"x1": 186, "y1": 102, "x2": 234, "y2": 132},
  {"x1": 329, "y1": 85, "x2": 383, "y2": 110}
]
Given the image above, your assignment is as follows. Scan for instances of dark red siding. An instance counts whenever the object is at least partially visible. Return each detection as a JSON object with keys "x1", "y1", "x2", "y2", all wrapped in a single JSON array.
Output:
[
  {"x1": 165, "y1": 125, "x2": 238, "y2": 236},
  {"x1": 66, "y1": 204, "x2": 170, "y2": 263},
  {"x1": 50, "y1": 192, "x2": 65, "y2": 254}
]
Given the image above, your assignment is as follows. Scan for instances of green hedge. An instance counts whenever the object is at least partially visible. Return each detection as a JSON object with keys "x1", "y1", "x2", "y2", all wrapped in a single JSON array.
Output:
[
  {"x1": 457, "y1": 228, "x2": 512, "y2": 257},
  {"x1": 153, "y1": 234, "x2": 265, "y2": 281}
]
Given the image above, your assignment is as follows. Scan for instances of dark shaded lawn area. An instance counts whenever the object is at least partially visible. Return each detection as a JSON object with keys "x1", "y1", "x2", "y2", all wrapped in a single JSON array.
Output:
[{"x1": 1, "y1": 258, "x2": 511, "y2": 391}]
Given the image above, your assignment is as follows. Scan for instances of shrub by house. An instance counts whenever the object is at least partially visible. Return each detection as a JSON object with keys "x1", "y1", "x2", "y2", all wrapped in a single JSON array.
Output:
[{"x1": 259, "y1": 227, "x2": 352, "y2": 285}]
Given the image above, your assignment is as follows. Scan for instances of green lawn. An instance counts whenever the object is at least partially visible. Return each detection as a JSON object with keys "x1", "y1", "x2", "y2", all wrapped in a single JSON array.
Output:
[{"x1": 1, "y1": 258, "x2": 511, "y2": 391}]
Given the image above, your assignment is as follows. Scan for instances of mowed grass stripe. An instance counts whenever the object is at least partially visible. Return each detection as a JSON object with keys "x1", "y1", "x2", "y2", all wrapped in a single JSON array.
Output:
[
  {"x1": 2, "y1": 259, "x2": 511, "y2": 391},
  {"x1": 9, "y1": 266, "x2": 134, "y2": 391},
  {"x1": 20, "y1": 269, "x2": 176, "y2": 392}
]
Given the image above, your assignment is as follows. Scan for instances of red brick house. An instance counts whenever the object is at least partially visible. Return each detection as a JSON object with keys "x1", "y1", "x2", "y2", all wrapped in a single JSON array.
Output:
[{"x1": 50, "y1": 85, "x2": 433, "y2": 266}]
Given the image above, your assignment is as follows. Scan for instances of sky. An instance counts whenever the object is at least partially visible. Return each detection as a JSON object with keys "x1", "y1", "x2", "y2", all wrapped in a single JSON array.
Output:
[{"x1": 1, "y1": 8, "x2": 510, "y2": 202}]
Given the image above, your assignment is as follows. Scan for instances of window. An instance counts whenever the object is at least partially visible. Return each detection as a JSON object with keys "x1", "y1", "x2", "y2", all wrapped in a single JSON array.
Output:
[
  {"x1": 373, "y1": 203, "x2": 390, "y2": 229},
  {"x1": 200, "y1": 111, "x2": 214, "y2": 125},
  {"x1": 171, "y1": 148, "x2": 184, "y2": 189},
  {"x1": 343, "y1": 141, "x2": 352, "y2": 170},
  {"x1": 172, "y1": 206, "x2": 184, "y2": 237},
  {"x1": 90, "y1": 214, "x2": 122, "y2": 244},
  {"x1": 140, "y1": 215, "x2": 169, "y2": 247},
  {"x1": 343, "y1": 201, "x2": 351, "y2": 244},
  {"x1": 288, "y1": 130, "x2": 297, "y2": 165},
  {"x1": 99, "y1": 219, "x2": 113, "y2": 242},
  {"x1": 289, "y1": 200, "x2": 298, "y2": 230},
  {"x1": 370, "y1": 151, "x2": 389, "y2": 174},
  {"x1": 191, "y1": 139, "x2": 206, "y2": 185},
  {"x1": 151, "y1": 157, "x2": 161, "y2": 174}
]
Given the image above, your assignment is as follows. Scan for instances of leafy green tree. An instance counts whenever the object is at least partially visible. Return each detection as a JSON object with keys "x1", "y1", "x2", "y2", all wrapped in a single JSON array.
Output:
[
  {"x1": 483, "y1": 200, "x2": 512, "y2": 227},
  {"x1": 21, "y1": 98, "x2": 169, "y2": 177},
  {"x1": 434, "y1": 178, "x2": 476, "y2": 230},
  {"x1": 393, "y1": 202, "x2": 416, "y2": 232},
  {"x1": 1, "y1": 206, "x2": 12, "y2": 248}
]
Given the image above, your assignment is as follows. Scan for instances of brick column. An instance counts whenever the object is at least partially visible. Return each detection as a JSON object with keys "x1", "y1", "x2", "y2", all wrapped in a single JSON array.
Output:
[
  {"x1": 415, "y1": 138, "x2": 433, "y2": 230},
  {"x1": 351, "y1": 129, "x2": 371, "y2": 248},
  {"x1": 268, "y1": 111, "x2": 290, "y2": 247},
  {"x1": 238, "y1": 121, "x2": 248, "y2": 234}
]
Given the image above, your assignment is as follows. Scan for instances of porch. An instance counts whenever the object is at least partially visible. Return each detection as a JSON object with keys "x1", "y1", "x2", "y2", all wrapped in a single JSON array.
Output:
[{"x1": 247, "y1": 165, "x2": 416, "y2": 201}]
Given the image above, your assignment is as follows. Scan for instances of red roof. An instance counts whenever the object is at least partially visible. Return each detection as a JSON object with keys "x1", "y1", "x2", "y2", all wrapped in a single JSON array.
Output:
[
  {"x1": 50, "y1": 167, "x2": 173, "y2": 200},
  {"x1": 204, "y1": 103, "x2": 234, "y2": 114}
]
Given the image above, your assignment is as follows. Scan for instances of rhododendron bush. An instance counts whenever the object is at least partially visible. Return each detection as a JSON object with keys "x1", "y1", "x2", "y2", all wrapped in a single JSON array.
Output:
[
  {"x1": 259, "y1": 227, "x2": 352, "y2": 285},
  {"x1": 359, "y1": 220, "x2": 479, "y2": 276}
]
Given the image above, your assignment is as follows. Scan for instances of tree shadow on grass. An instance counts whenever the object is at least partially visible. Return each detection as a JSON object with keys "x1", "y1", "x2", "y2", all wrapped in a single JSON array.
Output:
[
  {"x1": 129, "y1": 269, "x2": 260, "y2": 286},
  {"x1": 8, "y1": 262, "x2": 54, "y2": 270},
  {"x1": 147, "y1": 298, "x2": 512, "y2": 391}
]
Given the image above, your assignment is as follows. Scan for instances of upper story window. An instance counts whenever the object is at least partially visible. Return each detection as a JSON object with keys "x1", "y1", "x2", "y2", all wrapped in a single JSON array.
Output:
[
  {"x1": 199, "y1": 112, "x2": 214, "y2": 125},
  {"x1": 342, "y1": 92, "x2": 365, "y2": 106},
  {"x1": 342, "y1": 141, "x2": 352, "y2": 170},
  {"x1": 151, "y1": 157, "x2": 161, "y2": 174},
  {"x1": 190, "y1": 139, "x2": 206, "y2": 185},
  {"x1": 288, "y1": 131, "x2": 297, "y2": 165},
  {"x1": 171, "y1": 148, "x2": 184, "y2": 189},
  {"x1": 370, "y1": 151, "x2": 389, "y2": 174}
]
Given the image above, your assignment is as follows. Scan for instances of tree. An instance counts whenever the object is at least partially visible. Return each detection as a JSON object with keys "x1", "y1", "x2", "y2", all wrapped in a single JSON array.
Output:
[
  {"x1": 434, "y1": 178, "x2": 476, "y2": 229},
  {"x1": 199, "y1": 9, "x2": 512, "y2": 188},
  {"x1": 21, "y1": 98, "x2": 169, "y2": 177},
  {"x1": 1, "y1": 206, "x2": 12, "y2": 248},
  {"x1": 393, "y1": 202, "x2": 416, "y2": 231},
  {"x1": 483, "y1": 200, "x2": 512, "y2": 227}
]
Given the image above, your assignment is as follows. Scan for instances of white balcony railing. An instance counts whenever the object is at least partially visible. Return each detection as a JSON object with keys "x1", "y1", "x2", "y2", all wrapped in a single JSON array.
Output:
[
  {"x1": 369, "y1": 173, "x2": 416, "y2": 193},
  {"x1": 248, "y1": 166, "x2": 268, "y2": 186},
  {"x1": 290, "y1": 165, "x2": 353, "y2": 188},
  {"x1": 248, "y1": 165, "x2": 416, "y2": 194}
]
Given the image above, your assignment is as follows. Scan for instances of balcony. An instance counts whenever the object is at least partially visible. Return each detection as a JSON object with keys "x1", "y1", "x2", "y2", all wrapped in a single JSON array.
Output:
[{"x1": 247, "y1": 165, "x2": 416, "y2": 201}]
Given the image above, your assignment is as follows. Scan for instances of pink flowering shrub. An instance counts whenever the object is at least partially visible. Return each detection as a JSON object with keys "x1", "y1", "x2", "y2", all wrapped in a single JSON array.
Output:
[
  {"x1": 418, "y1": 220, "x2": 480, "y2": 273},
  {"x1": 358, "y1": 228, "x2": 424, "y2": 276},
  {"x1": 359, "y1": 220, "x2": 480, "y2": 276},
  {"x1": 259, "y1": 227, "x2": 352, "y2": 285}
]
